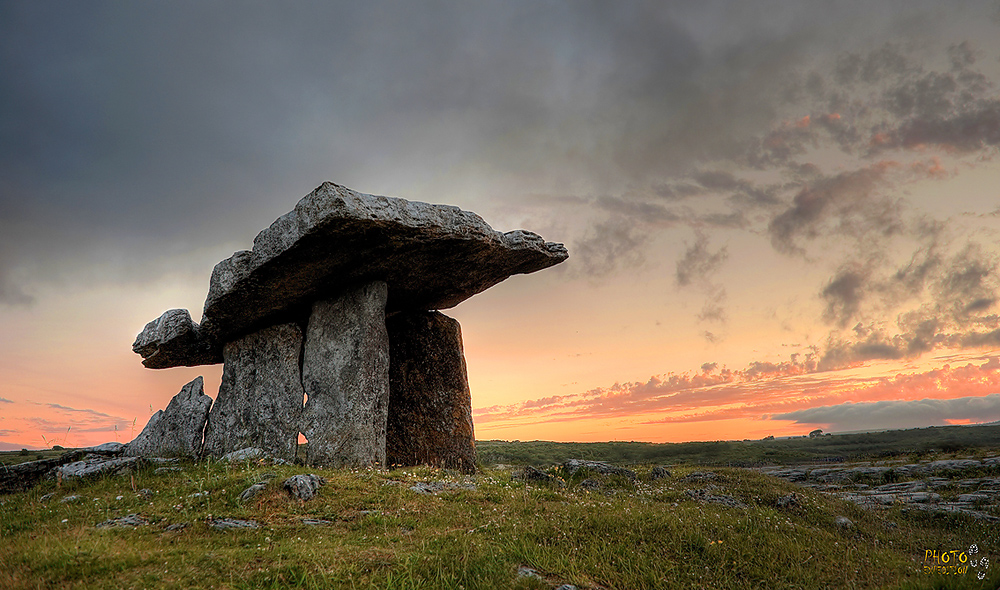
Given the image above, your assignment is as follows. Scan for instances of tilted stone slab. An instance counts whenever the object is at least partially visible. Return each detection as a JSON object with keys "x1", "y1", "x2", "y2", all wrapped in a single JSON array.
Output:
[
  {"x1": 386, "y1": 311, "x2": 476, "y2": 474},
  {"x1": 202, "y1": 323, "x2": 304, "y2": 462},
  {"x1": 124, "y1": 376, "x2": 213, "y2": 458},
  {"x1": 132, "y1": 309, "x2": 222, "y2": 369},
  {"x1": 134, "y1": 182, "x2": 567, "y2": 368},
  {"x1": 301, "y1": 282, "x2": 390, "y2": 467}
]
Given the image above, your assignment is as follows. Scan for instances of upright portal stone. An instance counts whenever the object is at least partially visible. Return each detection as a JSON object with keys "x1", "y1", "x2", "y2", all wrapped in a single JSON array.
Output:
[
  {"x1": 202, "y1": 323, "x2": 304, "y2": 461},
  {"x1": 386, "y1": 311, "x2": 476, "y2": 473},
  {"x1": 123, "y1": 376, "x2": 212, "y2": 458},
  {"x1": 301, "y1": 281, "x2": 390, "y2": 467}
]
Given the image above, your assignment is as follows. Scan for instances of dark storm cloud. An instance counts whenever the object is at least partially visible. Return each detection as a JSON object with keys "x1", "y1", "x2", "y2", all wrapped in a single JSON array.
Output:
[
  {"x1": 676, "y1": 232, "x2": 728, "y2": 287},
  {"x1": 0, "y1": 0, "x2": 789, "y2": 303},
  {"x1": 595, "y1": 196, "x2": 682, "y2": 226},
  {"x1": 570, "y1": 217, "x2": 647, "y2": 278},
  {"x1": 766, "y1": 165, "x2": 900, "y2": 257}
]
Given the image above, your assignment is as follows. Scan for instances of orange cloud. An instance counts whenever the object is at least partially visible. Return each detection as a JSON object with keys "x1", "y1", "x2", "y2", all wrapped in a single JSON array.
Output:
[{"x1": 475, "y1": 355, "x2": 1000, "y2": 440}]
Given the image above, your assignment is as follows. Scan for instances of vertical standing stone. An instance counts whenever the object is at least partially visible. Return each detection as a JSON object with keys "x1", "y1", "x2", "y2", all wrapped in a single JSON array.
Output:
[
  {"x1": 301, "y1": 281, "x2": 390, "y2": 467},
  {"x1": 202, "y1": 323, "x2": 304, "y2": 462},
  {"x1": 386, "y1": 311, "x2": 476, "y2": 473},
  {"x1": 124, "y1": 376, "x2": 213, "y2": 458}
]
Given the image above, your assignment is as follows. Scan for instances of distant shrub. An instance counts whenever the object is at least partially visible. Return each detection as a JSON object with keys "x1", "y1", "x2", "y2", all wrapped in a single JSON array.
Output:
[
  {"x1": 19, "y1": 448, "x2": 29, "y2": 456},
  {"x1": 51, "y1": 445, "x2": 64, "y2": 451}
]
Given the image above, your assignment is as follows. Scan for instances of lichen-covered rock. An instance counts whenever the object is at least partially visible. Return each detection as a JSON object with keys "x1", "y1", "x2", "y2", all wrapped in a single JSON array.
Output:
[
  {"x1": 208, "y1": 518, "x2": 260, "y2": 531},
  {"x1": 202, "y1": 324, "x2": 304, "y2": 462},
  {"x1": 386, "y1": 311, "x2": 475, "y2": 474},
  {"x1": 84, "y1": 442, "x2": 125, "y2": 454},
  {"x1": 301, "y1": 283, "x2": 389, "y2": 467},
  {"x1": 56, "y1": 456, "x2": 142, "y2": 480},
  {"x1": 517, "y1": 465, "x2": 566, "y2": 488},
  {"x1": 685, "y1": 488, "x2": 744, "y2": 508},
  {"x1": 134, "y1": 183, "x2": 568, "y2": 369},
  {"x1": 97, "y1": 514, "x2": 148, "y2": 528},
  {"x1": 124, "y1": 377, "x2": 212, "y2": 458},
  {"x1": 283, "y1": 474, "x2": 326, "y2": 501},
  {"x1": 237, "y1": 482, "x2": 268, "y2": 502},
  {"x1": 132, "y1": 308, "x2": 221, "y2": 369},
  {"x1": 564, "y1": 459, "x2": 636, "y2": 480},
  {"x1": 220, "y1": 447, "x2": 268, "y2": 463}
]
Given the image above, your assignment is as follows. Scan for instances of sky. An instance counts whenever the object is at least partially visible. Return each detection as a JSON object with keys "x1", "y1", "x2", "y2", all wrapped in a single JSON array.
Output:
[{"x1": 3, "y1": 1, "x2": 1000, "y2": 450}]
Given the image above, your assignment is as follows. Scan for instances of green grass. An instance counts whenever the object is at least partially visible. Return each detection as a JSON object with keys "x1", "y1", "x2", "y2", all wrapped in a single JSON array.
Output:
[
  {"x1": 2, "y1": 458, "x2": 999, "y2": 589},
  {"x1": 0, "y1": 448, "x2": 66, "y2": 466},
  {"x1": 476, "y1": 423, "x2": 1000, "y2": 467}
]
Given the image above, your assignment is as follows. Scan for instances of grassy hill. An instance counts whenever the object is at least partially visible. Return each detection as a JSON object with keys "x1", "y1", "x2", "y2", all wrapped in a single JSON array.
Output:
[
  {"x1": 476, "y1": 423, "x2": 1000, "y2": 467},
  {"x1": 2, "y1": 453, "x2": 1000, "y2": 589}
]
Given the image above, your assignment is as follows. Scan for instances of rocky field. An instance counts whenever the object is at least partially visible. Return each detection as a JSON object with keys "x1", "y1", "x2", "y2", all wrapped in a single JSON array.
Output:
[{"x1": 3, "y1": 444, "x2": 1000, "y2": 589}]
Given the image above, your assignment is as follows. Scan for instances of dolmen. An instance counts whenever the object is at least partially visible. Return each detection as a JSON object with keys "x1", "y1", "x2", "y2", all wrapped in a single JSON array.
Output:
[{"x1": 127, "y1": 182, "x2": 568, "y2": 473}]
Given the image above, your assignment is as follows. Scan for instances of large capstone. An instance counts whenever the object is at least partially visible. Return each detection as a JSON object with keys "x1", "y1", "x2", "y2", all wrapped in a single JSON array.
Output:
[
  {"x1": 202, "y1": 323, "x2": 304, "y2": 461},
  {"x1": 124, "y1": 376, "x2": 213, "y2": 458},
  {"x1": 386, "y1": 311, "x2": 476, "y2": 473},
  {"x1": 134, "y1": 183, "x2": 567, "y2": 368},
  {"x1": 301, "y1": 282, "x2": 390, "y2": 467}
]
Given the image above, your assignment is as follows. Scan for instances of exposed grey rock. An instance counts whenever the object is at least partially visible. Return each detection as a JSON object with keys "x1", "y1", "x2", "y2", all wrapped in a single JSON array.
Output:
[
  {"x1": 208, "y1": 518, "x2": 260, "y2": 530},
  {"x1": 386, "y1": 311, "x2": 476, "y2": 474},
  {"x1": 283, "y1": 474, "x2": 326, "y2": 502},
  {"x1": 124, "y1": 377, "x2": 213, "y2": 458},
  {"x1": 650, "y1": 466, "x2": 671, "y2": 480},
  {"x1": 60, "y1": 495, "x2": 82, "y2": 504},
  {"x1": 39, "y1": 493, "x2": 55, "y2": 503},
  {"x1": 301, "y1": 283, "x2": 389, "y2": 467},
  {"x1": 219, "y1": 447, "x2": 267, "y2": 463},
  {"x1": 835, "y1": 516, "x2": 854, "y2": 530},
  {"x1": 238, "y1": 482, "x2": 268, "y2": 502},
  {"x1": 164, "y1": 523, "x2": 188, "y2": 532},
  {"x1": 57, "y1": 456, "x2": 141, "y2": 480},
  {"x1": 776, "y1": 493, "x2": 800, "y2": 509},
  {"x1": 685, "y1": 488, "x2": 744, "y2": 508},
  {"x1": 408, "y1": 480, "x2": 477, "y2": 495},
  {"x1": 682, "y1": 471, "x2": 718, "y2": 482},
  {"x1": 302, "y1": 518, "x2": 334, "y2": 526},
  {"x1": 959, "y1": 493, "x2": 993, "y2": 503},
  {"x1": 516, "y1": 466, "x2": 566, "y2": 488},
  {"x1": 84, "y1": 442, "x2": 125, "y2": 454},
  {"x1": 202, "y1": 324, "x2": 304, "y2": 462},
  {"x1": 564, "y1": 459, "x2": 636, "y2": 480},
  {"x1": 134, "y1": 184, "x2": 567, "y2": 369},
  {"x1": 517, "y1": 566, "x2": 543, "y2": 580},
  {"x1": 902, "y1": 503, "x2": 999, "y2": 521},
  {"x1": 202, "y1": 183, "x2": 566, "y2": 356},
  {"x1": 555, "y1": 586, "x2": 578, "y2": 590},
  {"x1": 97, "y1": 514, "x2": 149, "y2": 528},
  {"x1": 876, "y1": 481, "x2": 927, "y2": 493},
  {"x1": 926, "y1": 459, "x2": 982, "y2": 473},
  {"x1": 0, "y1": 449, "x2": 87, "y2": 494},
  {"x1": 578, "y1": 478, "x2": 603, "y2": 491},
  {"x1": 132, "y1": 308, "x2": 221, "y2": 369},
  {"x1": 138, "y1": 489, "x2": 155, "y2": 499}
]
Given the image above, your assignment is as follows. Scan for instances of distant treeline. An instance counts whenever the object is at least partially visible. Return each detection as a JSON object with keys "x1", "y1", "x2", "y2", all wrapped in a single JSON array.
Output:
[{"x1": 476, "y1": 423, "x2": 1000, "y2": 467}]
